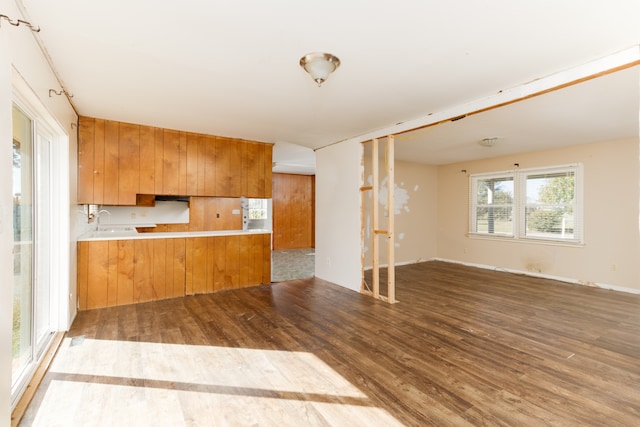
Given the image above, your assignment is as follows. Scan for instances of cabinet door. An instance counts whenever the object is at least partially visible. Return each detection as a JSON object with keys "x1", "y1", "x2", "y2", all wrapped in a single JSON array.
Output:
[
  {"x1": 154, "y1": 127, "x2": 164, "y2": 194},
  {"x1": 77, "y1": 118, "x2": 95, "y2": 204},
  {"x1": 139, "y1": 125, "x2": 156, "y2": 195},
  {"x1": 133, "y1": 239, "x2": 155, "y2": 303},
  {"x1": 185, "y1": 237, "x2": 208, "y2": 295},
  {"x1": 244, "y1": 141, "x2": 264, "y2": 198},
  {"x1": 162, "y1": 129, "x2": 181, "y2": 195},
  {"x1": 91, "y1": 119, "x2": 106, "y2": 205},
  {"x1": 118, "y1": 123, "x2": 139, "y2": 205},
  {"x1": 103, "y1": 120, "x2": 120, "y2": 205},
  {"x1": 216, "y1": 137, "x2": 242, "y2": 196},
  {"x1": 264, "y1": 144, "x2": 273, "y2": 198},
  {"x1": 203, "y1": 135, "x2": 216, "y2": 196},
  {"x1": 186, "y1": 132, "x2": 199, "y2": 195}
]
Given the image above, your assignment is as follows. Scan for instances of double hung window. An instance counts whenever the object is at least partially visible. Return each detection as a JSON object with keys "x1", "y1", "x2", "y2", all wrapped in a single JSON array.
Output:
[{"x1": 470, "y1": 164, "x2": 582, "y2": 243}]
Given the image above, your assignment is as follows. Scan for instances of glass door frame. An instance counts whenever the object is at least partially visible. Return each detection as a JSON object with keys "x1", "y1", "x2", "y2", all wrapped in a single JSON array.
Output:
[{"x1": 10, "y1": 72, "x2": 71, "y2": 409}]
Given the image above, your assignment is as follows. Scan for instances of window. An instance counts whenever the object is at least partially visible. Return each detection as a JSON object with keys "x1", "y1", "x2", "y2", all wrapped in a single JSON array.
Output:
[
  {"x1": 470, "y1": 164, "x2": 582, "y2": 243},
  {"x1": 248, "y1": 198, "x2": 268, "y2": 219}
]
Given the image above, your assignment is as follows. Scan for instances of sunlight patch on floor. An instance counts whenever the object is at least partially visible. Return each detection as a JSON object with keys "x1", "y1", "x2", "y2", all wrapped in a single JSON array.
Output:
[{"x1": 30, "y1": 338, "x2": 403, "y2": 426}]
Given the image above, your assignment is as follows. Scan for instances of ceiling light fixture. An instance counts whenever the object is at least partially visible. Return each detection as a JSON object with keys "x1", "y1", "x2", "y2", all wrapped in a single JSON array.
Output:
[
  {"x1": 299, "y1": 52, "x2": 340, "y2": 87},
  {"x1": 478, "y1": 137, "x2": 499, "y2": 147}
]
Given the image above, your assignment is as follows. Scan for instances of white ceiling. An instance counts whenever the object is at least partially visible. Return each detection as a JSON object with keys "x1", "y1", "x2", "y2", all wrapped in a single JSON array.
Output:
[{"x1": 19, "y1": 0, "x2": 640, "y2": 167}]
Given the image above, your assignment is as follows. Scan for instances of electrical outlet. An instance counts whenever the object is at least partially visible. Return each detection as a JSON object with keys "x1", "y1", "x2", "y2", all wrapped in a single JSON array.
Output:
[
  {"x1": 611, "y1": 264, "x2": 617, "y2": 271},
  {"x1": 464, "y1": 247, "x2": 468, "y2": 254}
]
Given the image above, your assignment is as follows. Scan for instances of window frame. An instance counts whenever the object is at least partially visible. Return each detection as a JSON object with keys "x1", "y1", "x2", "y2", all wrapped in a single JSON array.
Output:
[{"x1": 469, "y1": 164, "x2": 583, "y2": 245}]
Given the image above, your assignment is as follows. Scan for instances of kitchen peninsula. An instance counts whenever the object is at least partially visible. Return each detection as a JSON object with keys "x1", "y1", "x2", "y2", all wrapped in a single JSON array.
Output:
[{"x1": 76, "y1": 117, "x2": 273, "y2": 311}]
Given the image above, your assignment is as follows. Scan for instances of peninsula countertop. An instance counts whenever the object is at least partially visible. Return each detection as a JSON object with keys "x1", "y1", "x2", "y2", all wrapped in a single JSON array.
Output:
[{"x1": 77, "y1": 227, "x2": 271, "y2": 242}]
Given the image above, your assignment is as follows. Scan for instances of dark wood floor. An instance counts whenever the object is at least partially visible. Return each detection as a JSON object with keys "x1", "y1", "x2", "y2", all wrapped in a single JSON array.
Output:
[{"x1": 24, "y1": 261, "x2": 640, "y2": 426}]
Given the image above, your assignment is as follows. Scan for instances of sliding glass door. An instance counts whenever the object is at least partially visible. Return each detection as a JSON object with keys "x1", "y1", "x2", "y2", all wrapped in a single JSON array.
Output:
[{"x1": 11, "y1": 104, "x2": 53, "y2": 401}]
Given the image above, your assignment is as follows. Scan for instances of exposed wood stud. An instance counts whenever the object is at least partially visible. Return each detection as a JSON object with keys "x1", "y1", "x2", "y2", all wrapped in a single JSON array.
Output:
[
  {"x1": 372, "y1": 138, "x2": 380, "y2": 299},
  {"x1": 386, "y1": 135, "x2": 396, "y2": 304}
]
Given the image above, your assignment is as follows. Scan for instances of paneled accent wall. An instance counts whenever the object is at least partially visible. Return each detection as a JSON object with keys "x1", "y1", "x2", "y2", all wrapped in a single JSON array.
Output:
[{"x1": 272, "y1": 173, "x2": 315, "y2": 250}]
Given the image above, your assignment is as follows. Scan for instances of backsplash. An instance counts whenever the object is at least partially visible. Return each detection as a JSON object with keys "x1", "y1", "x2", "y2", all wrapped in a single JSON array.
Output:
[{"x1": 85, "y1": 201, "x2": 190, "y2": 227}]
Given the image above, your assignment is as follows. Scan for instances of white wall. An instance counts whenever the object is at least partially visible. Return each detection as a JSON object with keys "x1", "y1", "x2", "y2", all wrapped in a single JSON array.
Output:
[
  {"x1": 0, "y1": 7, "x2": 14, "y2": 421},
  {"x1": 437, "y1": 138, "x2": 640, "y2": 293},
  {"x1": 315, "y1": 140, "x2": 362, "y2": 292},
  {"x1": 1, "y1": 0, "x2": 77, "y2": 419},
  {"x1": 362, "y1": 156, "x2": 438, "y2": 268}
]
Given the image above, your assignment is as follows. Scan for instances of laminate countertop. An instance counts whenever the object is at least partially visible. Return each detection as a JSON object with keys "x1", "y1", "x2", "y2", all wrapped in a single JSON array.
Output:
[{"x1": 78, "y1": 227, "x2": 271, "y2": 242}]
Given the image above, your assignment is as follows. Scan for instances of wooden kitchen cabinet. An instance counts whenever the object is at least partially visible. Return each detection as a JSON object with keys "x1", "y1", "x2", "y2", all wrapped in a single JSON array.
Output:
[
  {"x1": 78, "y1": 116, "x2": 273, "y2": 204},
  {"x1": 77, "y1": 238, "x2": 187, "y2": 310},
  {"x1": 185, "y1": 233, "x2": 271, "y2": 295},
  {"x1": 78, "y1": 233, "x2": 271, "y2": 311},
  {"x1": 215, "y1": 136, "x2": 243, "y2": 197}
]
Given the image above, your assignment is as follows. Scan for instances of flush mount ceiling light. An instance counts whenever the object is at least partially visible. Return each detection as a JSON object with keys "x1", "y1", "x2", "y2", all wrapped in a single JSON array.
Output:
[
  {"x1": 478, "y1": 137, "x2": 499, "y2": 147},
  {"x1": 299, "y1": 52, "x2": 340, "y2": 87}
]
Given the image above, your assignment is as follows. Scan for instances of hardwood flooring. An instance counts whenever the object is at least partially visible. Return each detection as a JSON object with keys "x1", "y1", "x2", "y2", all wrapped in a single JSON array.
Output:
[{"x1": 20, "y1": 261, "x2": 640, "y2": 426}]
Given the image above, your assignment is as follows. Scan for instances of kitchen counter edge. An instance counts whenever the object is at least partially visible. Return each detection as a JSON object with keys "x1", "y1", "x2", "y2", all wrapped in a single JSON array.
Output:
[{"x1": 77, "y1": 229, "x2": 272, "y2": 242}]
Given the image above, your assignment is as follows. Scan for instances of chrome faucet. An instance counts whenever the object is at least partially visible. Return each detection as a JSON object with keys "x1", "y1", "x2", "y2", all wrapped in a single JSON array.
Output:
[{"x1": 96, "y1": 209, "x2": 111, "y2": 227}]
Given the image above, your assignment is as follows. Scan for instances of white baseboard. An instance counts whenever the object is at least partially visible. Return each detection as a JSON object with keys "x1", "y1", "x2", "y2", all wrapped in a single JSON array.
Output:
[{"x1": 430, "y1": 257, "x2": 640, "y2": 295}]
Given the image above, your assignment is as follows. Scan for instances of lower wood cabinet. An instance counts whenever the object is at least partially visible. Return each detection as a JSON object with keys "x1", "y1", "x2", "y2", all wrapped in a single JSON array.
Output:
[{"x1": 77, "y1": 234, "x2": 271, "y2": 311}]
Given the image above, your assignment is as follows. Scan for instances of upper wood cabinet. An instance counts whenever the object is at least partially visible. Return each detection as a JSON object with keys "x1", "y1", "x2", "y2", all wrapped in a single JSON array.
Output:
[{"x1": 78, "y1": 117, "x2": 273, "y2": 204}]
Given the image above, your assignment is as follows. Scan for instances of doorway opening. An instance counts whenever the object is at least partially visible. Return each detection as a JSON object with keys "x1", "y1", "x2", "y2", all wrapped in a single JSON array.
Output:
[{"x1": 271, "y1": 173, "x2": 315, "y2": 282}]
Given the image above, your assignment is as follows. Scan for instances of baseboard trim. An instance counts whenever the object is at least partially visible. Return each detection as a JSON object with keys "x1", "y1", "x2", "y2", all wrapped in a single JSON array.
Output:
[{"x1": 431, "y1": 257, "x2": 640, "y2": 295}]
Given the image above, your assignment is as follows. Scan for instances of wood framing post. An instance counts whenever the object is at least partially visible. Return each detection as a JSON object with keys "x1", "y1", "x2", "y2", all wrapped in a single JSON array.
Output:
[
  {"x1": 387, "y1": 135, "x2": 396, "y2": 303},
  {"x1": 371, "y1": 138, "x2": 380, "y2": 298},
  {"x1": 360, "y1": 136, "x2": 396, "y2": 304}
]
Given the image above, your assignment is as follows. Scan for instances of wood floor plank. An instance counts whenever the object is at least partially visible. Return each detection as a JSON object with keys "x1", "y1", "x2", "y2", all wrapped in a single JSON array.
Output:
[{"x1": 21, "y1": 261, "x2": 640, "y2": 426}]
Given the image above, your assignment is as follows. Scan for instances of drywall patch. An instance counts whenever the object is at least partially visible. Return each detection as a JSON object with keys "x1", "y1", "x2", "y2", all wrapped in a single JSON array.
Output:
[{"x1": 379, "y1": 177, "x2": 410, "y2": 214}]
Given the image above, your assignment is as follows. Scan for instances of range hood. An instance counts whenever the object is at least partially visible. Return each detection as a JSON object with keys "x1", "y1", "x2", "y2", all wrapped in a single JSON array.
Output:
[{"x1": 155, "y1": 195, "x2": 190, "y2": 202}]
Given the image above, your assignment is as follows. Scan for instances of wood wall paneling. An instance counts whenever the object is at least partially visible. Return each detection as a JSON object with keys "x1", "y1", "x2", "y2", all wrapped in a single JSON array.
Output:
[
  {"x1": 76, "y1": 242, "x2": 89, "y2": 310},
  {"x1": 264, "y1": 144, "x2": 273, "y2": 198},
  {"x1": 239, "y1": 235, "x2": 251, "y2": 287},
  {"x1": 225, "y1": 236, "x2": 240, "y2": 289},
  {"x1": 78, "y1": 233, "x2": 270, "y2": 310},
  {"x1": 172, "y1": 238, "x2": 186, "y2": 298},
  {"x1": 206, "y1": 237, "x2": 217, "y2": 293},
  {"x1": 116, "y1": 240, "x2": 135, "y2": 305},
  {"x1": 106, "y1": 240, "x2": 119, "y2": 307},
  {"x1": 272, "y1": 173, "x2": 314, "y2": 250},
  {"x1": 152, "y1": 239, "x2": 167, "y2": 301},
  {"x1": 133, "y1": 239, "x2": 154, "y2": 303},
  {"x1": 213, "y1": 237, "x2": 226, "y2": 292},
  {"x1": 86, "y1": 241, "x2": 109, "y2": 310}
]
